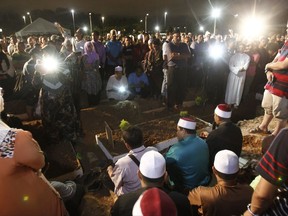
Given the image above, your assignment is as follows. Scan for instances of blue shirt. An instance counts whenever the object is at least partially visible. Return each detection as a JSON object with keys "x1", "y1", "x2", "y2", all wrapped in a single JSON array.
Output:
[
  {"x1": 165, "y1": 135, "x2": 210, "y2": 190},
  {"x1": 128, "y1": 72, "x2": 149, "y2": 93},
  {"x1": 105, "y1": 40, "x2": 122, "y2": 66}
]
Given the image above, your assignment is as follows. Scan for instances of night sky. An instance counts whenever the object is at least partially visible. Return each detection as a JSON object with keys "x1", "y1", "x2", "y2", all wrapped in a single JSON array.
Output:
[{"x1": 2, "y1": 0, "x2": 287, "y2": 19}]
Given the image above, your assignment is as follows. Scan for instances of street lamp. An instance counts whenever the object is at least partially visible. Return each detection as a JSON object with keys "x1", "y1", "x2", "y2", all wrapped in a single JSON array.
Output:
[
  {"x1": 145, "y1": 13, "x2": 149, "y2": 33},
  {"x1": 27, "y1": 12, "x2": 32, "y2": 24},
  {"x1": 164, "y1": 11, "x2": 167, "y2": 29},
  {"x1": 71, "y1": 9, "x2": 75, "y2": 33},
  {"x1": 22, "y1": 16, "x2": 26, "y2": 25},
  {"x1": 101, "y1": 16, "x2": 105, "y2": 25},
  {"x1": 211, "y1": 8, "x2": 220, "y2": 35},
  {"x1": 89, "y1": 13, "x2": 92, "y2": 33}
]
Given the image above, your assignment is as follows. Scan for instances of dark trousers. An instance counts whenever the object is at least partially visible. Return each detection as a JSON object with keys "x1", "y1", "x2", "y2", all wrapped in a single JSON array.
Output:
[{"x1": 167, "y1": 66, "x2": 187, "y2": 108}]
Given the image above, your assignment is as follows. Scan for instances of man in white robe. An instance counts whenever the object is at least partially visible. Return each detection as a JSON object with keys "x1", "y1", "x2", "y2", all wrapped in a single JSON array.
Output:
[
  {"x1": 225, "y1": 43, "x2": 250, "y2": 107},
  {"x1": 106, "y1": 66, "x2": 130, "y2": 101}
]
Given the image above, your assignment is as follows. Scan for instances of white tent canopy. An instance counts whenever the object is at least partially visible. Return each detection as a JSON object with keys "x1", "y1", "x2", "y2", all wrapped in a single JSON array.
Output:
[{"x1": 15, "y1": 17, "x2": 71, "y2": 37}]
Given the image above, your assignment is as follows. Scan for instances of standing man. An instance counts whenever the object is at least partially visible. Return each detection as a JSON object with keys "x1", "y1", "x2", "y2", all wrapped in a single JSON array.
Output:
[
  {"x1": 161, "y1": 29, "x2": 173, "y2": 104},
  {"x1": 166, "y1": 29, "x2": 190, "y2": 110},
  {"x1": 92, "y1": 30, "x2": 106, "y2": 82},
  {"x1": 165, "y1": 117, "x2": 211, "y2": 194},
  {"x1": 105, "y1": 29, "x2": 122, "y2": 81},
  {"x1": 201, "y1": 104, "x2": 243, "y2": 170},
  {"x1": 225, "y1": 43, "x2": 250, "y2": 108},
  {"x1": 249, "y1": 33, "x2": 288, "y2": 138},
  {"x1": 243, "y1": 128, "x2": 288, "y2": 216}
]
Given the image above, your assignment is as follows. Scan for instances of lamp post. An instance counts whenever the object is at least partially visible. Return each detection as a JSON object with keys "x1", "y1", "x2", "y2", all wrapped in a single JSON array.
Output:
[
  {"x1": 145, "y1": 13, "x2": 149, "y2": 33},
  {"x1": 89, "y1": 13, "x2": 92, "y2": 33},
  {"x1": 71, "y1": 9, "x2": 75, "y2": 33},
  {"x1": 101, "y1": 16, "x2": 105, "y2": 25},
  {"x1": 164, "y1": 11, "x2": 167, "y2": 29},
  {"x1": 211, "y1": 8, "x2": 220, "y2": 35},
  {"x1": 27, "y1": 12, "x2": 32, "y2": 23},
  {"x1": 22, "y1": 16, "x2": 26, "y2": 25}
]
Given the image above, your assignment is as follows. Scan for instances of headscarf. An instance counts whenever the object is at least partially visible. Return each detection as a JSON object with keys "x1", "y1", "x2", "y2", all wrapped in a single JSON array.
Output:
[{"x1": 83, "y1": 41, "x2": 99, "y2": 64}]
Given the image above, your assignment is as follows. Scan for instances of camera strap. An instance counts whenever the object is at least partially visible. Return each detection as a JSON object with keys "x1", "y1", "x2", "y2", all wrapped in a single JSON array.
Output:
[{"x1": 128, "y1": 154, "x2": 140, "y2": 167}]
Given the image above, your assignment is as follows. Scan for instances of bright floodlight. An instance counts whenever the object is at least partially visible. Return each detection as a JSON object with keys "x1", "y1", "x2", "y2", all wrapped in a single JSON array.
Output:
[
  {"x1": 240, "y1": 16, "x2": 266, "y2": 39},
  {"x1": 199, "y1": 26, "x2": 204, "y2": 31},
  {"x1": 155, "y1": 25, "x2": 160, "y2": 32},
  {"x1": 212, "y1": 8, "x2": 221, "y2": 18},
  {"x1": 71, "y1": 9, "x2": 74, "y2": 14},
  {"x1": 42, "y1": 56, "x2": 59, "y2": 73},
  {"x1": 209, "y1": 44, "x2": 224, "y2": 59},
  {"x1": 83, "y1": 26, "x2": 88, "y2": 32},
  {"x1": 118, "y1": 86, "x2": 126, "y2": 93}
]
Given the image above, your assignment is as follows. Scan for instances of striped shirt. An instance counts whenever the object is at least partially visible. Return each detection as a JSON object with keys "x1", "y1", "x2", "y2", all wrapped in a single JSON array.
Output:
[
  {"x1": 256, "y1": 128, "x2": 288, "y2": 216},
  {"x1": 265, "y1": 41, "x2": 288, "y2": 98}
]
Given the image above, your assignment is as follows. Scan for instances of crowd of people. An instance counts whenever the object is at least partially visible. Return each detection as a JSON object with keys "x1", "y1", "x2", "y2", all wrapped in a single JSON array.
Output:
[{"x1": 0, "y1": 23, "x2": 288, "y2": 215}]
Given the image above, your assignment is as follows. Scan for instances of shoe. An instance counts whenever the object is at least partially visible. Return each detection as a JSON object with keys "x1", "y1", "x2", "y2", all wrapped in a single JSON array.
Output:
[{"x1": 249, "y1": 126, "x2": 271, "y2": 134}]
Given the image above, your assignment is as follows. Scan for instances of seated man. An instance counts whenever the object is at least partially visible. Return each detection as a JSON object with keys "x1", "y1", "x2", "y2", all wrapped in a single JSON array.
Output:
[
  {"x1": 128, "y1": 65, "x2": 150, "y2": 98},
  {"x1": 165, "y1": 117, "x2": 211, "y2": 194},
  {"x1": 111, "y1": 150, "x2": 191, "y2": 216},
  {"x1": 106, "y1": 65, "x2": 130, "y2": 101},
  {"x1": 201, "y1": 104, "x2": 243, "y2": 170},
  {"x1": 188, "y1": 150, "x2": 253, "y2": 216},
  {"x1": 107, "y1": 126, "x2": 157, "y2": 196}
]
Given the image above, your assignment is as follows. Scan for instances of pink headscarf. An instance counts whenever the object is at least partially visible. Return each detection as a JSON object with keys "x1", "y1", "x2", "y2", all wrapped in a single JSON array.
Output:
[{"x1": 83, "y1": 41, "x2": 99, "y2": 64}]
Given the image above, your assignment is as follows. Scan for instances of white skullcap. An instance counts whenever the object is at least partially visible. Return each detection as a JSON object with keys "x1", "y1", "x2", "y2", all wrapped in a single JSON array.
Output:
[
  {"x1": 115, "y1": 66, "x2": 123, "y2": 72},
  {"x1": 177, "y1": 118, "x2": 196, "y2": 130},
  {"x1": 214, "y1": 150, "x2": 239, "y2": 174},
  {"x1": 139, "y1": 150, "x2": 166, "y2": 179},
  {"x1": 215, "y1": 104, "x2": 232, "y2": 118}
]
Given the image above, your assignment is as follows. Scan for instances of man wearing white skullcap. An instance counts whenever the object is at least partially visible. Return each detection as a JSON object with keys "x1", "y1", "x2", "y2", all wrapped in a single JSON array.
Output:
[
  {"x1": 165, "y1": 117, "x2": 211, "y2": 194},
  {"x1": 188, "y1": 150, "x2": 253, "y2": 216},
  {"x1": 106, "y1": 65, "x2": 130, "y2": 101},
  {"x1": 202, "y1": 104, "x2": 243, "y2": 171},
  {"x1": 111, "y1": 150, "x2": 191, "y2": 216}
]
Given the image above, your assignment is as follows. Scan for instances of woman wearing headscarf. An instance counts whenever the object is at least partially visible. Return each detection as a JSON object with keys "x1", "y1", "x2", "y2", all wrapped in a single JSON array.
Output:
[
  {"x1": 81, "y1": 41, "x2": 102, "y2": 106},
  {"x1": 0, "y1": 88, "x2": 68, "y2": 216}
]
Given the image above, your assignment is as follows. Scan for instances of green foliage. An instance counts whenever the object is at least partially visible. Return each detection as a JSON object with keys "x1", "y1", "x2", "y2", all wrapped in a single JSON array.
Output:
[
  {"x1": 195, "y1": 96, "x2": 203, "y2": 106},
  {"x1": 119, "y1": 119, "x2": 131, "y2": 131},
  {"x1": 180, "y1": 111, "x2": 189, "y2": 117}
]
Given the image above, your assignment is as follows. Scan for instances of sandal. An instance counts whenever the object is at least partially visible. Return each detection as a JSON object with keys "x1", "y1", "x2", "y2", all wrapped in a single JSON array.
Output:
[{"x1": 249, "y1": 127, "x2": 271, "y2": 134}]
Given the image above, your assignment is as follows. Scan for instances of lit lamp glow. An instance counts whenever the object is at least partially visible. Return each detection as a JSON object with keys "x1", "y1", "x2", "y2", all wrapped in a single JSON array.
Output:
[
  {"x1": 240, "y1": 16, "x2": 266, "y2": 39},
  {"x1": 71, "y1": 9, "x2": 75, "y2": 33},
  {"x1": 211, "y1": 8, "x2": 221, "y2": 35}
]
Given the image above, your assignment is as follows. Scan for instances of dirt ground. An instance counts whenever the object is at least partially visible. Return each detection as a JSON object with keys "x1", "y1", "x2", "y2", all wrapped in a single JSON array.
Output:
[{"x1": 5, "y1": 89, "x2": 281, "y2": 216}]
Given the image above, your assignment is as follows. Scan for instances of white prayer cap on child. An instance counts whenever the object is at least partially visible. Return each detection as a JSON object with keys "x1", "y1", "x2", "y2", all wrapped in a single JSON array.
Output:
[
  {"x1": 177, "y1": 118, "x2": 196, "y2": 130},
  {"x1": 139, "y1": 150, "x2": 166, "y2": 179}
]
